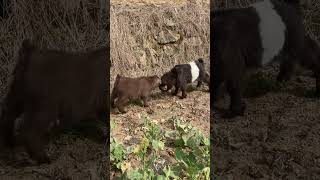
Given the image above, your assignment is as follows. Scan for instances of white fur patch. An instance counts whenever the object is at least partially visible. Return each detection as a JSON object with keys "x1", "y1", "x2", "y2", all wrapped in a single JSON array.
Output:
[
  {"x1": 252, "y1": 0, "x2": 286, "y2": 65},
  {"x1": 189, "y1": 61, "x2": 199, "y2": 82}
]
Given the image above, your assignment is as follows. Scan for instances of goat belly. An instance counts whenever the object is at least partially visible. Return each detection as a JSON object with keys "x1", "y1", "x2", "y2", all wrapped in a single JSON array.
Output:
[
  {"x1": 252, "y1": 0, "x2": 286, "y2": 66},
  {"x1": 189, "y1": 61, "x2": 200, "y2": 82}
]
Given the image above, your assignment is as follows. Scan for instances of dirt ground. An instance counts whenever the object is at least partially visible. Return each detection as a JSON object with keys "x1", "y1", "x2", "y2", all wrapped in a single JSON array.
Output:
[
  {"x1": 212, "y1": 66, "x2": 320, "y2": 179},
  {"x1": 110, "y1": 85, "x2": 210, "y2": 178},
  {"x1": 0, "y1": 127, "x2": 108, "y2": 180},
  {"x1": 112, "y1": 0, "x2": 188, "y2": 6}
]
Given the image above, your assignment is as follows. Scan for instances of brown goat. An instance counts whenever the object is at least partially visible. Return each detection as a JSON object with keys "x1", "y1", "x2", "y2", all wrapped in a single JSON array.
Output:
[
  {"x1": 0, "y1": 40, "x2": 108, "y2": 164},
  {"x1": 111, "y1": 75, "x2": 160, "y2": 113}
]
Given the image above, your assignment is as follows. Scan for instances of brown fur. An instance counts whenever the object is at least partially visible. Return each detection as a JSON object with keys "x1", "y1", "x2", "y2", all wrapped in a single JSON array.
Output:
[
  {"x1": 111, "y1": 75, "x2": 160, "y2": 113},
  {"x1": 0, "y1": 39, "x2": 108, "y2": 164}
]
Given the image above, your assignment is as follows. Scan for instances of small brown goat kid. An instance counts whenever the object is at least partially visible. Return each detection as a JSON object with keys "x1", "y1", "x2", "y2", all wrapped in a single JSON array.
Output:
[
  {"x1": 111, "y1": 75, "x2": 160, "y2": 113},
  {"x1": 0, "y1": 40, "x2": 108, "y2": 164}
]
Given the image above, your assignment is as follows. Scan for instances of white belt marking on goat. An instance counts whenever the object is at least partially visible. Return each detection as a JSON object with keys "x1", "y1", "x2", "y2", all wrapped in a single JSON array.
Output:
[
  {"x1": 189, "y1": 61, "x2": 199, "y2": 82},
  {"x1": 253, "y1": 0, "x2": 286, "y2": 65}
]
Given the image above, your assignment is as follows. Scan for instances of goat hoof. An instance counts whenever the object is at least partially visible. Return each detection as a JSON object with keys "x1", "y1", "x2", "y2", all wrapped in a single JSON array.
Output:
[{"x1": 223, "y1": 104, "x2": 246, "y2": 119}]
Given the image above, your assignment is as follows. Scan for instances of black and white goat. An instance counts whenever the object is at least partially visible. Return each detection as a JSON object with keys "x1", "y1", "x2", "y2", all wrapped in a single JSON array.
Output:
[
  {"x1": 159, "y1": 58, "x2": 209, "y2": 99},
  {"x1": 211, "y1": 0, "x2": 305, "y2": 118}
]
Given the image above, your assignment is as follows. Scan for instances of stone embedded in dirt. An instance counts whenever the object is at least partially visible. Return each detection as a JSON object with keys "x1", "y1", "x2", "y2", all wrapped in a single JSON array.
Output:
[
  {"x1": 151, "y1": 119, "x2": 159, "y2": 124},
  {"x1": 136, "y1": 113, "x2": 141, "y2": 119},
  {"x1": 155, "y1": 29, "x2": 181, "y2": 45},
  {"x1": 146, "y1": 108, "x2": 155, "y2": 114},
  {"x1": 163, "y1": 45, "x2": 178, "y2": 57},
  {"x1": 229, "y1": 142, "x2": 246, "y2": 150},
  {"x1": 124, "y1": 135, "x2": 132, "y2": 141},
  {"x1": 175, "y1": 101, "x2": 186, "y2": 109},
  {"x1": 290, "y1": 161, "x2": 306, "y2": 175},
  {"x1": 164, "y1": 18, "x2": 175, "y2": 27}
]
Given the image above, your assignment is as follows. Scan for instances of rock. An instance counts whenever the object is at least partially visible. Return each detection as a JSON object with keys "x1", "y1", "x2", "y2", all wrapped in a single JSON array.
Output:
[
  {"x1": 145, "y1": 47, "x2": 158, "y2": 66},
  {"x1": 155, "y1": 29, "x2": 181, "y2": 45},
  {"x1": 164, "y1": 18, "x2": 176, "y2": 27},
  {"x1": 134, "y1": 48, "x2": 147, "y2": 67},
  {"x1": 124, "y1": 135, "x2": 132, "y2": 141},
  {"x1": 163, "y1": 45, "x2": 178, "y2": 57}
]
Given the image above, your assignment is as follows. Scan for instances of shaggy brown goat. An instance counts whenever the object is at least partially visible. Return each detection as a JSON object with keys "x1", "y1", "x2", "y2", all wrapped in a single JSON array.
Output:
[
  {"x1": 111, "y1": 75, "x2": 160, "y2": 113},
  {"x1": 0, "y1": 39, "x2": 108, "y2": 164}
]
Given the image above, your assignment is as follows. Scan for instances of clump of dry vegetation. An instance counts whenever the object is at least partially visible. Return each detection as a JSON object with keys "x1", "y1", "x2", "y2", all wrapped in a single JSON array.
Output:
[
  {"x1": 110, "y1": 0, "x2": 209, "y2": 88},
  {"x1": 0, "y1": 0, "x2": 108, "y2": 179}
]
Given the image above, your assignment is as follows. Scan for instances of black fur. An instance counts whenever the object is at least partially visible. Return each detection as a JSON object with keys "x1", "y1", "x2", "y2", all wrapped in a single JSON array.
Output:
[
  {"x1": 159, "y1": 58, "x2": 209, "y2": 99},
  {"x1": 211, "y1": 0, "x2": 304, "y2": 118},
  {"x1": 298, "y1": 35, "x2": 320, "y2": 96}
]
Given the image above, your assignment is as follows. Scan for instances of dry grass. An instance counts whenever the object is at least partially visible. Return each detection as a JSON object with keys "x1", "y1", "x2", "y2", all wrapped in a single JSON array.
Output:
[
  {"x1": 112, "y1": 0, "x2": 188, "y2": 6},
  {"x1": 110, "y1": 0, "x2": 209, "y2": 89}
]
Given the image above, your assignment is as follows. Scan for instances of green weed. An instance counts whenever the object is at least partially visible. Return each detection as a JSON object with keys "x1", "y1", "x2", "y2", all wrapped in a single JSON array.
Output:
[{"x1": 111, "y1": 115, "x2": 210, "y2": 179}]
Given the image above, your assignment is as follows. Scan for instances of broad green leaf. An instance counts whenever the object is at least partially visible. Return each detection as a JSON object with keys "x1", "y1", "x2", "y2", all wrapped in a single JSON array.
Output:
[
  {"x1": 152, "y1": 140, "x2": 165, "y2": 151},
  {"x1": 156, "y1": 175, "x2": 166, "y2": 180},
  {"x1": 174, "y1": 139, "x2": 184, "y2": 147},
  {"x1": 175, "y1": 149, "x2": 188, "y2": 167},
  {"x1": 182, "y1": 134, "x2": 189, "y2": 145},
  {"x1": 164, "y1": 131, "x2": 177, "y2": 138},
  {"x1": 125, "y1": 170, "x2": 144, "y2": 180}
]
